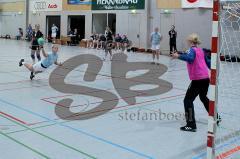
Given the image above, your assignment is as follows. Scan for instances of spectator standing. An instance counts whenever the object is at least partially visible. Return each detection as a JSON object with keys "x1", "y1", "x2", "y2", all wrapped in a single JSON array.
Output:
[{"x1": 169, "y1": 25, "x2": 177, "y2": 55}]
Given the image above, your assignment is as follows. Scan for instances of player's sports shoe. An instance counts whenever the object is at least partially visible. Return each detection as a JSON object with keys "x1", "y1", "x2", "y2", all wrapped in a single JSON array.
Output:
[
  {"x1": 180, "y1": 125, "x2": 197, "y2": 132},
  {"x1": 217, "y1": 115, "x2": 222, "y2": 126},
  {"x1": 19, "y1": 59, "x2": 24, "y2": 67},
  {"x1": 30, "y1": 72, "x2": 35, "y2": 80}
]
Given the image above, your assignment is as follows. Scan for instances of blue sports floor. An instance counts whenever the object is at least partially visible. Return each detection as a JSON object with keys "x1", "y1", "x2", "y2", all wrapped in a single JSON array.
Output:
[{"x1": 0, "y1": 39, "x2": 239, "y2": 159}]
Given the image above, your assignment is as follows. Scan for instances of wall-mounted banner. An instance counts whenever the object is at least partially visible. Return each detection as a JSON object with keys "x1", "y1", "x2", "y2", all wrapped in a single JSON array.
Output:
[
  {"x1": 68, "y1": 0, "x2": 91, "y2": 5},
  {"x1": 92, "y1": 0, "x2": 145, "y2": 10},
  {"x1": 182, "y1": 0, "x2": 213, "y2": 8},
  {"x1": 30, "y1": 0, "x2": 62, "y2": 11}
]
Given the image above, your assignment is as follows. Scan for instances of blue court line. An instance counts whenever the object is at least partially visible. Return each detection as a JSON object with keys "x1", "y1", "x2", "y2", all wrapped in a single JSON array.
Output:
[
  {"x1": 192, "y1": 136, "x2": 240, "y2": 159},
  {"x1": 192, "y1": 111, "x2": 240, "y2": 159},
  {"x1": 165, "y1": 100, "x2": 240, "y2": 159},
  {"x1": 191, "y1": 111, "x2": 240, "y2": 159},
  {"x1": 0, "y1": 98, "x2": 154, "y2": 159}
]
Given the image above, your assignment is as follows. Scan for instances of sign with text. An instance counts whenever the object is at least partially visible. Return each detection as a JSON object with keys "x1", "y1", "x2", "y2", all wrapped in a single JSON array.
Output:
[
  {"x1": 30, "y1": 0, "x2": 62, "y2": 11},
  {"x1": 68, "y1": 0, "x2": 91, "y2": 5},
  {"x1": 92, "y1": 0, "x2": 145, "y2": 10}
]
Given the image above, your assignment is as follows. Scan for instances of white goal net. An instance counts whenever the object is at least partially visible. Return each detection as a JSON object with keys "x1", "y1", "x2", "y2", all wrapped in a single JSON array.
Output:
[{"x1": 214, "y1": 1, "x2": 240, "y2": 158}]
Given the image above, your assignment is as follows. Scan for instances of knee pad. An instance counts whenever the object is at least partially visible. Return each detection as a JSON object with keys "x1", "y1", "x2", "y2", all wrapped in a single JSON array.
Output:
[
  {"x1": 37, "y1": 54, "x2": 41, "y2": 60},
  {"x1": 31, "y1": 54, "x2": 35, "y2": 59}
]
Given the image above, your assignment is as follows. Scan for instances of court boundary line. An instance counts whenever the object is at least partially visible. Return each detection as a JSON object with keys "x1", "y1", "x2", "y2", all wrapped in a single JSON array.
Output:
[
  {"x1": 215, "y1": 145, "x2": 240, "y2": 159},
  {"x1": 192, "y1": 136, "x2": 240, "y2": 159},
  {"x1": 0, "y1": 91, "x2": 184, "y2": 127},
  {"x1": 0, "y1": 114, "x2": 97, "y2": 159},
  {"x1": 3, "y1": 98, "x2": 240, "y2": 159},
  {"x1": 37, "y1": 94, "x2": 185, "y2": 125},
  {"x1": 0, "y1": 98, "x2": 155, "y2": 159},
  {"x1": 5, "y1": 96, "x2": 184, "y2": 135},
  {"x1": 3, "y1": 95, "x2": 184, "y2": 138},
  {"x1": 0, "y1": 111, "x2": 28, "y2": 125},
  {"x1": 0, "y1": 128, "x2": 50, "y2": 159}
]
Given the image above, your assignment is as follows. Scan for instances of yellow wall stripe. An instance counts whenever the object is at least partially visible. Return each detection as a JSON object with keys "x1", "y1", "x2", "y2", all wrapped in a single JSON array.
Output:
[
  {"x1": 0, "y1": 2, "x2": 25, "y2": 12},
  {"x1": 157, "y1": 0, "x2": 182, "y2": 9}
]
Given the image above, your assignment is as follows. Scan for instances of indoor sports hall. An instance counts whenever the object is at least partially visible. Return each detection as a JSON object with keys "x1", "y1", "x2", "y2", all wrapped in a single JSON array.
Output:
[{"x1": 0, "y1": 0, "x2": 240, "y2": 159}]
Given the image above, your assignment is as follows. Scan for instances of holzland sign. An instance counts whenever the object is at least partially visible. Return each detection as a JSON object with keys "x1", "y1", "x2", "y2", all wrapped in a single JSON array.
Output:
[{"x1": 92, "y1": 0, "x2": 145, "y2": 10}]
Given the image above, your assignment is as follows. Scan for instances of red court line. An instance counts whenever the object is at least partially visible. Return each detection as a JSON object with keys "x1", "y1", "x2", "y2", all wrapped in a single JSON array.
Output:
[
  {"x1": 0, "y1": 111, "x2": 28, "y2": 125},
  {"x1": 0, "y1": 89, "x2": 147, "y2": 126},
  {"x1": 27, "y1": 120, "x2": 56, "y2": 126},
  {"x1": 41, "y1": 85, "x2": 186, "y2": 100},
  {"x1": 30, "y1": 94, "x2": 184, "y2": 126},
  {"x1": 1, "y1": 67, "x2": 185, "y2": 125},
  {"x1": 41, "y1": 93, "x2": 145, "y2": 108},
  {"x1": 41, "y1": 88, "x2": 148, "y2": 109},
  {"x1": 42, "y1": 91, "x2": 186, "y2": 110},
  {"x1": 216, "y1": 146, "x2": 240, "y2": 159},
  {"x1": 29, "y1": 93, "x2": 185, "y2": 126},
  {"x1": 0, "y1": 86, "x2": 185, "y2": 126}
]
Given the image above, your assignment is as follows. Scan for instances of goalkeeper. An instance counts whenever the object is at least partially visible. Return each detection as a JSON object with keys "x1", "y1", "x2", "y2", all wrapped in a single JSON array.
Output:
[{"x1": 171, "y1": 33, "x2": 221, "y2": 132}]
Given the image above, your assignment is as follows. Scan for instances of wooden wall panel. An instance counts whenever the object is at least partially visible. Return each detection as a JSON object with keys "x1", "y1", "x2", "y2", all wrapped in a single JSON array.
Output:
[
  {"x1": 0, "y1": 2, "x2": 25, "y2": 12},
  {"x1": 157, "y1": 0, "x2": 181, "y2": 9}
]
